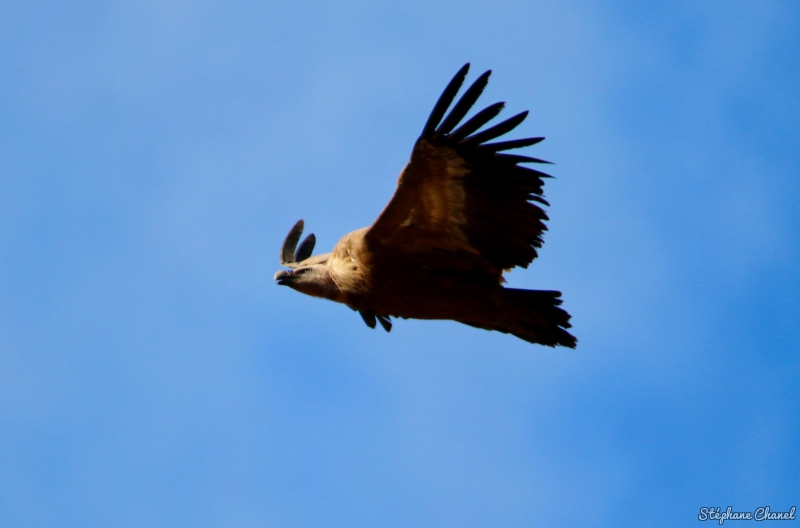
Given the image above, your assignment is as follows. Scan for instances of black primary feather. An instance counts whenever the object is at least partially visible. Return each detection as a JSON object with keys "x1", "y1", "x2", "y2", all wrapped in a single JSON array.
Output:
[
  {"x1": 280, "y1": 219, "x2": 304, "y2": 265},
  {"x1": 460, "y1": 111, "x2": 529, "y2": 148},
  {"x1": 359, "y1": 310, "x2": 377, "y2": 329},
  {"x1": 447, "y1": 102, "x2": 505, "y2": 144},
  {"x1": 377, "y1": 316, "x2": 392, "y2": 332},
  {"x1": 294, "y1": 233, "x2": 316, "y2": 262},
  {"x1": 493, "y1": 153, "x2": 553, "y2": 165},
  {"x1": 478, "y1": 137, "x2": 545, "y2": 152},
  {"x1": 433, "y1": 70, "x2": 492, "y2": 142},
  {"x1": 421, "y1": 63, "x2": 470, "y2": 140}
]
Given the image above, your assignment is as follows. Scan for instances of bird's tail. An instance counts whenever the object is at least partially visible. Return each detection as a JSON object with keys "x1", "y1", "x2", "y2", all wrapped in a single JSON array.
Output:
[{"x1": 461, "y1": 288, "x2": 576, "y2": 348}]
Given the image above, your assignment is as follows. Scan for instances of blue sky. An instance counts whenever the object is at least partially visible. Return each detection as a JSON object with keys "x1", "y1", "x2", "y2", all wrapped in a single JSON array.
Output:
[{"x1": 1, "y1": 1, "x2": 798, "y2": 526}]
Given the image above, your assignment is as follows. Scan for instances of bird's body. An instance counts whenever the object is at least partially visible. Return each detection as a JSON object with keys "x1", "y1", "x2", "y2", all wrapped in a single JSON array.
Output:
[{"x1": 275, "y1": 64, "x2": 576, "y2": 347}]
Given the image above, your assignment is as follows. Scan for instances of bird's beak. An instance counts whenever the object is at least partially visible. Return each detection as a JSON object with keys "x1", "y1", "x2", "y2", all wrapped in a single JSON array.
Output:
[{"x1": 274, "y1": 269, "x2": 294, "y2": 285}]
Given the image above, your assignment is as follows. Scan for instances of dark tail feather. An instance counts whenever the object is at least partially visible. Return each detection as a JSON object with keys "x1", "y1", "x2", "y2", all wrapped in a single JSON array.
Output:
[{"x1": 462, "y1": 288, "x2": 576, "y2": 348}]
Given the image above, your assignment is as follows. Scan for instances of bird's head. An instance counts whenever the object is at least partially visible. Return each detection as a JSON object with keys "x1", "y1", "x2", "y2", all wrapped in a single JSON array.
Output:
[
  {"x1": 275, "y1": 219, "x2": 335, "y2": 299},
  {"x1": 274, "y1": 263, "x2": 332, "y2": 297}
]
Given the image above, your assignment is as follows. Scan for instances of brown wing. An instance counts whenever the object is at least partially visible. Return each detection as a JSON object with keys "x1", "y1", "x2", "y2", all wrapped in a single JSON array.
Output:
[{"x1": 365, "y1": 64, "x2": 553, "y2": 275}]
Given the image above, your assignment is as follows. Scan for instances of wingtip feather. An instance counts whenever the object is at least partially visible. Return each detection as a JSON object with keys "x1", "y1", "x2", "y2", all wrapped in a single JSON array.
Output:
[
  {"x1": 433, "y1": 69, "x2": 492, "y2": 141},
  {"x1": 280, "y1": 219, "x2": 304, "y2": 265},
  {"x1": 421, "y1": 63, "x2": 471, "y2": 139}
]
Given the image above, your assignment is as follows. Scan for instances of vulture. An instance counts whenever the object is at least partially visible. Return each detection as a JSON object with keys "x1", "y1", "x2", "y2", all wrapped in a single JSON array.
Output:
[{"x1": 274, "y1": 64, "x2": 576, "y2": 348}]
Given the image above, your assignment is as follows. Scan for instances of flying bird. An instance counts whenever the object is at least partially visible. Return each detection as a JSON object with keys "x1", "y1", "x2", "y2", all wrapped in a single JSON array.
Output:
[{"x1": 274, "y1": 64, "x2": 576, "y2": 347}]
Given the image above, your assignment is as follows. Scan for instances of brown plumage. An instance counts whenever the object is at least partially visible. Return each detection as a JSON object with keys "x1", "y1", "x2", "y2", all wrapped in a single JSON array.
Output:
[{"x1": 274, "y1": 64, "x2": 576, "y2": 347}]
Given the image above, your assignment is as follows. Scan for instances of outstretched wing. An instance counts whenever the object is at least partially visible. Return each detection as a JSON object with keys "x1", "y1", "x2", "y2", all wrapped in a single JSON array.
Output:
[{"x1": 365, "y1": 64, "x2": 552, "y2": 275}]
